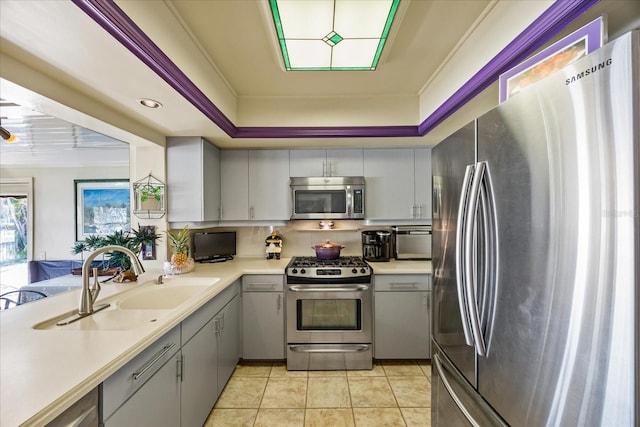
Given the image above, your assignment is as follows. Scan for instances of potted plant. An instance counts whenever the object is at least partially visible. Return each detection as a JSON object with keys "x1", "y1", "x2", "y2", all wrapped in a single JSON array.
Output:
[
  {"x1": 133, "y1": 174, "x2": 165, "y2": 218},
  {"x1": 138, "y1": 183, "x2": 163, "y2": 211},
  {"x1": 71, "y1": 225, "x2": 161, "y2": 274}
]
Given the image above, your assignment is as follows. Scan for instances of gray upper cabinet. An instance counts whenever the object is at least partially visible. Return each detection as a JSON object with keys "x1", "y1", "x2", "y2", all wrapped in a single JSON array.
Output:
[
  {"x1": 249, "y1": 150, "x2": 290, "y2": 220},
  {"x1": 363, "y1": 148, "x2": 432, "y2": 221},
  {"x1": 167, "y1": 137, "x2": 220, "y2": 222},
  {"x1": 290, "y1": 148, "x2": 363, "y2": 177},
  {"x1": 364, "y1": 148, "x2": 415, "y2": 220},
  {"x1": 220, "y1": 149, "x2": 290, "y2": 221},
  {"x1": 414, "y1": 147, "x2": 432, "y2": 220},
  {"x1": 220, "y1": 150, "x2": 250, "y2": 220}
]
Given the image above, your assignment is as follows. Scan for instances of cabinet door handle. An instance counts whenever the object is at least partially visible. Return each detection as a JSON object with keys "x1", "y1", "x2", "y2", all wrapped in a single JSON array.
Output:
[
  {"x1": 214, "y1": 317, "x2": 221, "y2": 335},
  {"x1": 177, "y1": 353, "x2": 184, "y2": 382},
  {"x1": 132, "y1": 342, "x2": 176, "y2": 380},
  {"x1": 277, "y1": 294, "x2": 282, "y2": 312},
  {"x1": 389, "y1": 283, "x2": 419, "y2": 290},
  {"x1": 247, "y1": 283, "x2": 277, "y2": 290},
  {"x1": 249, "y1": 206, "x2": 254, "y2": 219}
]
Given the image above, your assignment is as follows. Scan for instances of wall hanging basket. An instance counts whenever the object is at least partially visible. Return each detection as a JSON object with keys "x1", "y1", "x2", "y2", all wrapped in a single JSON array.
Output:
[{"x1": 133, "y1": 173, "x2": 166, "y2": 219}]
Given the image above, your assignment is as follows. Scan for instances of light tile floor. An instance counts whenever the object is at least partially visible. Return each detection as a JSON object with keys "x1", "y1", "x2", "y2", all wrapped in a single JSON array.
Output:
[{"x1": 205, "y1": 360, "x2": 431, "y2": 427}]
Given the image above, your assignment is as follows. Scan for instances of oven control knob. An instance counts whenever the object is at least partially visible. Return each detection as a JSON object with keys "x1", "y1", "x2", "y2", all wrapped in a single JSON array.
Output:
[
  {"x1": 292, "y1": 268, "x2": 298, "y2": 274},
  {"x1": 352, "y1": 268, "x2": 358, "y2": 274},
  {"x1": 301, "y1": 269, "x2": 306, "y2": 274},
  {"x1": 360, "y1": 268, "x2": 367, "y2": 274}
]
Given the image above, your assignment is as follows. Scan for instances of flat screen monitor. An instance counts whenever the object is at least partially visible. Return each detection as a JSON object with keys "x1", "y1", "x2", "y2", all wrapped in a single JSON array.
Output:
[{"x1": 193, "y1": 231, "x2": 236, "y2": 262}]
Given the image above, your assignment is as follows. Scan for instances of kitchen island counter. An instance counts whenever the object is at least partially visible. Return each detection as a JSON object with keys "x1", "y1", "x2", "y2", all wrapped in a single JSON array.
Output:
[
  {"x1": 0, "y1": 257, "x2": 289, "y2": 427},
  {"x1": 0, "y1": 256, "x2": 431, "y2": 426}
]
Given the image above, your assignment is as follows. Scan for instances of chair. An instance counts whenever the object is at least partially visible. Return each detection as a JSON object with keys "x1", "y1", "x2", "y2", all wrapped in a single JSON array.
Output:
[{"x1": 0, "y1": 290, "x2": 47, "y2": 310}]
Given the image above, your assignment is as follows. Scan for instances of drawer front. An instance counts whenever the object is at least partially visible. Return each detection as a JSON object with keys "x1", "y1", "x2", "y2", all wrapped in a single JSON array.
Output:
[
  {"x1": 182, "y1": 281, "x2": 239, "y2": 345},
  {"x1": 242, "y1": 274, "x2": 284, "y2": 292},
  {"x1": 375, "y1": 274, "x2": 431, "y2": 291},
  {"x1": 102, "y1": 325, "x2": 181, "y2": 420}
]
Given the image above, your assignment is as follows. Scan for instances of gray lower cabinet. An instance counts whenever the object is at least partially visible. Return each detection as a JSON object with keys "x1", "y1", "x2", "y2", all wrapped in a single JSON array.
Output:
[
  {"x1": 103, "y1": 351, "x2": 181, "y2": 427},
  {"x1": 182, "y1": 288, "x2": 239, "y2": 427},
  {"x1": 216, "y1": 293, "x2": 240, "y2": 392},
  {"x1": 242, "y1": 275, "x2": 284, "y2": 359},
  {"x1": 374, "y1": 274, "x2": 432, "y2": 359},
  {"x1": 102, "y1": 282, "x2": 240, "y2": 427},
  {"x1": 102, "y1": 326, "x2": 181, "y2": 427},
  {"x1": 181, "y1": 314, "x2": 217, "y2": 427}
]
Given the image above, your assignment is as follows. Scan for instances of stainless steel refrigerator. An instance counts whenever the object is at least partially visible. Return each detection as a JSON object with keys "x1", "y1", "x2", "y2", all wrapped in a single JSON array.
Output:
[{"x1": 431, "y1": 30, "x2": 639, "y2": 426}]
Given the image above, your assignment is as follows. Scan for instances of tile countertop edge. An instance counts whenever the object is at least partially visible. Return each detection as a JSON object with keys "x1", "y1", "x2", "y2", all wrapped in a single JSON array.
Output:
[{"x1": 0, "y1": 257, "x2": 431, "y2": 426}]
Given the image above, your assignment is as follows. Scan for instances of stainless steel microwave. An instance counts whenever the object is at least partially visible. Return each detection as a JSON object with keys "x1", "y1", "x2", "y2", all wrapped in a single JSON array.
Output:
[{"x1": 290, "y1": 176, "x2": 365, "y2": 220}]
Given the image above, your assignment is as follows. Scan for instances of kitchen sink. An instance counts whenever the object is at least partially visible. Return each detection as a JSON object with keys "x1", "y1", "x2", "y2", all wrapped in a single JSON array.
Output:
[
  {"x1": 33, "y1": 277, "x2": 220, "y2": 330},
  {"x1": 117, "y1": 281, "x2": 217, "y2": 310}
]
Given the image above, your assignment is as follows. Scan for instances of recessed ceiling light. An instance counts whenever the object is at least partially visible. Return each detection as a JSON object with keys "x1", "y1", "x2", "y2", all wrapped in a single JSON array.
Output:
[
  {"x1": 139, "y1": 98, "x2": 162, "y2": 108},
  {"x1": 269, "y1": 0, "x2": 400, "y2": 71}
]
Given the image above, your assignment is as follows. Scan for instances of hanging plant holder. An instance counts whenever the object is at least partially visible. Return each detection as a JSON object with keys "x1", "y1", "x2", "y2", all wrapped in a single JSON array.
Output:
[{"x1": 133, "y1": 173, "x2": 166, "y2": 219}]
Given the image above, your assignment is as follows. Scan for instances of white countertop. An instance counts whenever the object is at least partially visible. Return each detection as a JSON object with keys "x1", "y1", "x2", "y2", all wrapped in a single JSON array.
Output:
[
  {"x1": 368, "y1": 259, "x2": 432, "y2": 275},
  {"x1": 0, "y1": 257, "x2": 430, "y2": 426}
]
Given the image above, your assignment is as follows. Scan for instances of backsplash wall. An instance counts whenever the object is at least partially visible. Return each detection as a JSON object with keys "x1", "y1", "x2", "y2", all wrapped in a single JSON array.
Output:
[{"x1": 210, "y1": 221, "x2": 390, "y2": 259}]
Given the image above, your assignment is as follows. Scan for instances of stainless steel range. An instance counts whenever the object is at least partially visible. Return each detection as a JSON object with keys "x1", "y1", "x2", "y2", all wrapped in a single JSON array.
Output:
[{"x1": 285, "y1": 256, "x2": 373, "y2": 370}]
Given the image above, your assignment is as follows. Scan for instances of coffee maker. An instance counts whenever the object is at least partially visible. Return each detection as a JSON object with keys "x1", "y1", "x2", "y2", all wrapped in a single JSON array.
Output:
[{"x1": 362, "y1": 230, "x2": 391, "y2": 262}]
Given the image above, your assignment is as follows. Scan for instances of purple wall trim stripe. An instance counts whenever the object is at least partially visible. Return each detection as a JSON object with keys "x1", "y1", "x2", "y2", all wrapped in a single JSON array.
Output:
[
  {"x1": 417, "y1": 0, "x2": 600, "y2": 136},
  {"x1": 72, "y1": 0, "x2": 599, "y2": 140},
  {"x1": 235, "y1": 125, "x2": 419, "y2": 139}
]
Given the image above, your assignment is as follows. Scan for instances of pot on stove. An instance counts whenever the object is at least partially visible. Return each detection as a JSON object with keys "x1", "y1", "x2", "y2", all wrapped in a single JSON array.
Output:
[{"x1": 312, "y1": 240, "x2": 345, "y2": 260}]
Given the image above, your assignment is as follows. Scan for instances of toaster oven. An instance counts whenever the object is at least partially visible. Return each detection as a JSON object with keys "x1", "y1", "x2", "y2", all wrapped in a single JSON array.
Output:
[{"x1": 393, "y1": 225, "x2": 432, "y2": 260}]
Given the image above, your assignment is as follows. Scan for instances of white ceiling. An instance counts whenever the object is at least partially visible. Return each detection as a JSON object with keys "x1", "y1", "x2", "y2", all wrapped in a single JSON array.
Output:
[
  {"x1": 0, "y1": 0, "x2": 638, "y2": 165},
  {"x1": 0, "y1": 99, "x2": 128, "y2": 166}
]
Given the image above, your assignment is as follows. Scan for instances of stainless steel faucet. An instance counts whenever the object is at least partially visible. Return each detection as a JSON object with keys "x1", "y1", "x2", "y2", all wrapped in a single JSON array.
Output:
[{"x1": 78, "y1": 245, "x2": 145, "y2": 315}]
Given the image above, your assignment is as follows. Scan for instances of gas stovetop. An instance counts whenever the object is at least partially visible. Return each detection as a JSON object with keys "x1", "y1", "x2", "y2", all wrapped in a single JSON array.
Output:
[{"x1": 286, "y1": 256, "x2": 372, "y2": 281}]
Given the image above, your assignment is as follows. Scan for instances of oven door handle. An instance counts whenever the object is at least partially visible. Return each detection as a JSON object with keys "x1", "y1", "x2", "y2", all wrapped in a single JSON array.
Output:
[
  {"x1": 289, "y1": 344, "x2": 371, "y2": 353},
  {"x1": 288, "y1": 285, "x2": 369, "y2": 292}
]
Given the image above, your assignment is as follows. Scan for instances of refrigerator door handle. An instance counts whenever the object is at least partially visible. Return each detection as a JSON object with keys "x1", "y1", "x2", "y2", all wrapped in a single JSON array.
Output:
[
  {"x1": 456, "y1": 164, "x2": 475, "y2": 346},
  {"x1": 478, "y1": 165, "x2": 498, "y2": 353},
  {"x1": 433, "y1": 353, "x2": 482, "y2": 427},
  {"x1": 463, "y1": 161, "x2": 487, "y2": 356}
]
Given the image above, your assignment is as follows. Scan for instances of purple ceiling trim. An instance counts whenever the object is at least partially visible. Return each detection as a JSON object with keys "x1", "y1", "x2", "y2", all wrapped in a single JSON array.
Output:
[
  {"x1": 72, "y1": 0, "x2": 598, "y2": 140},
  {"x1": 417, "y1": 0, "x2": 600, "y2": 136},
  {"x1": 235, "y1": 125, "x2": 419, "y2": 139}
]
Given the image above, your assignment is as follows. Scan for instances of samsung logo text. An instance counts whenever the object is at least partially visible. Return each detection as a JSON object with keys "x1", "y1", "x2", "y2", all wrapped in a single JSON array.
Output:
[{"x1": 565, "y1": 58, "x2": 612, "y2": 85}]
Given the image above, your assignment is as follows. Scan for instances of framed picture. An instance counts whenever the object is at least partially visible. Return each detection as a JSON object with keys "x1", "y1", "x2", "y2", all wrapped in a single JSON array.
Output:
[
  {"x1": 499, "y1": 17, "x2": 605, "y2": 102},
  {"x1": 75, "y1": 179, "x2": 130, "y2": 241},
  {"x1": 139, "y1": 225, "x2": 157, "y2": 260}
]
